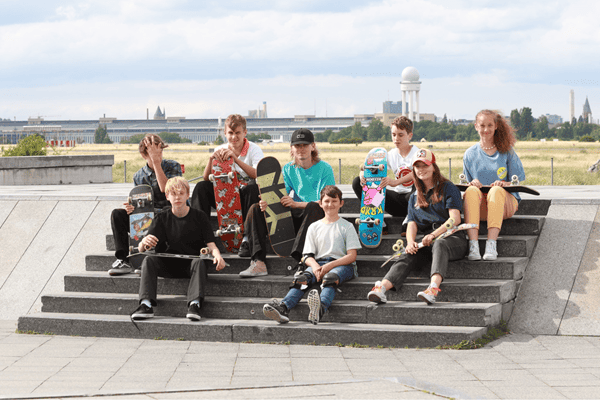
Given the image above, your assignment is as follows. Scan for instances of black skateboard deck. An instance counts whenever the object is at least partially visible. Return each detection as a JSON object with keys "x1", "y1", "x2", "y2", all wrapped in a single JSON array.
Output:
[
  {"x1": 129, "y1": 248, "x2": 230, "y2": 267},
  {"x1": 128, "y1": 185, "x2": 154, "y2": 254},
  {"x1": 456, "y1": 185, "x2": 539, "y2": 196},
  {"x1": 256, "y1": 157, "x2": 295, "y2": 257}
]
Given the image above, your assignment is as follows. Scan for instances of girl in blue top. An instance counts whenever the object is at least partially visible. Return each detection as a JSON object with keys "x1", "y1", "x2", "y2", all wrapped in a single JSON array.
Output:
[{"x1": 462, "y1": 110, "x2": 525, "y2": 261}]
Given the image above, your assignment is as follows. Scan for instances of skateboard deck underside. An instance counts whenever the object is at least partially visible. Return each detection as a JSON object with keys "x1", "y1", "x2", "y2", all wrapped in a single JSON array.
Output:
[
  {"x1": 212, "y1": 158, "x2": 243, "y2": 252},
  {"x1": 456, "y1": 185, "x2": 540, "y2": 196},
  {"x1": 128, "y1": 185, "x2": 154, "y2": 254},
  {"x1": 256, "y1": 157, "x2": 295, "y2": 257},
  {"x1": 359, "y1": 148, "x2": 387, "y2": 248}
]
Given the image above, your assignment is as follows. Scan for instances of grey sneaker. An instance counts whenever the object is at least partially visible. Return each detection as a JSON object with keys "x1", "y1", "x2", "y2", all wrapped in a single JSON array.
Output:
[
  {"x1": 483, "y1": 240, "x2": 498, "y2": 261},
  {"x1": 109, "y1": 259, "x2": 133, "y2": 276},
  {"x1": 367, "y1": 281, "x2": 387, "y2": 303},
  {"x1": 239, "y1": 260, "x2": 268, "y2": 277},
  {"x1": 307, "y1": 289, "x2": 321, "y2": 325},
  {"x1": 263, "y1": 300, "x2": 289, "y2": 324},
  {"x1": 468, "y1": 240, "x2": 481, "y2": 261}
]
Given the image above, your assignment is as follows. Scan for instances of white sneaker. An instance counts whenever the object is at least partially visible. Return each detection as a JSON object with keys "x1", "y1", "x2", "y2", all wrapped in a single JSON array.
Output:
[
  {"x1": 307, "y1": 289, "x2": 321, "y2": 325},
  {"x1": 483, "y1": 240, "x2": 498, "y2": 261},
  {"x1": 468, "y1": 240, "x2": 481, "y2": 261},
  {"x1": 367, "y1": 281, "x2": 387, "y2": 303},
  {"x1": 417, "y1": 286, "x2": 441, "y2": 305},
  {"x1": 239, "y1": 260, "x2": 268, "y2": 277}
]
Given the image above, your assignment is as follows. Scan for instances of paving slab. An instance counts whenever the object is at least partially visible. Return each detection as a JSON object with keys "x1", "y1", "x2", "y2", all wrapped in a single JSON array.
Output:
[
  {"x1": 509, "y1": 204, "x2": 599, "y2": 334},
  {"x1": 558, "y1": 206, "x2": 600, "y2": 335}
]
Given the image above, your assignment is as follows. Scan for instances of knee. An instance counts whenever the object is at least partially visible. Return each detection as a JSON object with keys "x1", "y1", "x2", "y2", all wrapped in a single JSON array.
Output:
[
  {"x1": 464, "y1": 186, "x2": 481, "y2": 200},
  {"x1": 111, "y1": 208, "x2": 127, "y2": 220},
  {"x1": 322, "y1": 272, "x2": 340, "y2": 288},
  {"x1": 487, "y1": 186, "x2": 506, "y2": 198}
]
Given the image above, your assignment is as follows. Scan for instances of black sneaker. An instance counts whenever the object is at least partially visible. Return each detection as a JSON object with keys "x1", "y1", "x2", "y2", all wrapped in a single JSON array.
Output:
[
  {"x1": 263, "y1": 300, "x2": 289, "y2": 324},
  {"x1": 109, "y1": 259, "x2": 133, "y2": 276},
  {"x1": 186, "y1": 303, "x2": 202, "y2": 321},
  {"x1": 131, "y1": 303, "x2": 154, "y2": 320},
  {"x1": 238, "y1": 241, "x2": 251, "y2": 257}
]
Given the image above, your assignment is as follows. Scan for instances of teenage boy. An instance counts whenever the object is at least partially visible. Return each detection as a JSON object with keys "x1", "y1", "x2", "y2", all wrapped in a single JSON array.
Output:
[
  {"x1": 131, "y1": 177, "x2": 226, "y2": 321},
  {"x1": 109, "y1": 134, "x2": 182, "y2": 276},
  {"x1": 241, "y1": 128, "x2": 335, "y2": 277},
  {"x1": 191, "y1": 114, "x2": 263, "y2": 256},
  {"x1": 263, "y1": 185, "x2": 361, "y2": 324},
  {"x1": 352, "y1": 116, "x2": 420, "y2": 232}
]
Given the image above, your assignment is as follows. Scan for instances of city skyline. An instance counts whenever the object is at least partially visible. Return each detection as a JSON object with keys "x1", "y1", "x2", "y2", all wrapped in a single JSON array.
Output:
[{"x1": 1, "y1": 0, "x2": 598, "y2": 122}]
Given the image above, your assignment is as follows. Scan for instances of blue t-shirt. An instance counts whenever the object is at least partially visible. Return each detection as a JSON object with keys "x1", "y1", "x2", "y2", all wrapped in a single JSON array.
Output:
[
  {"x1": 282, "y1": 160, "x2": 335, "y2": 202},
  {"x1": 462, "y1": 144, "x2": 526, "y2": 202},
  {"x1": 407, "y1": 181, "x2": 463, "y2": 233}
]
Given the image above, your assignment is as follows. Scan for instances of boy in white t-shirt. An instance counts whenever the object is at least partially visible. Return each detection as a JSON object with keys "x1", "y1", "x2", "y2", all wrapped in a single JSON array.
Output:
[
  {"x1": 262, "y1": 185, "x2": 361, "y2": 325},
  {"x1": 352, "y1": 116, "x2": 420, "y2": 232},
  {"x1": 191, "y1": 114, "x2": 263, "y2": 255}
]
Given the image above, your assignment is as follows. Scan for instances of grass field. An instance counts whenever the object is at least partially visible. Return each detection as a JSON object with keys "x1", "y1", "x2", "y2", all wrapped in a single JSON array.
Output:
[{"x1": 39, "y1": 141, "x2": 600, "y2": 186}]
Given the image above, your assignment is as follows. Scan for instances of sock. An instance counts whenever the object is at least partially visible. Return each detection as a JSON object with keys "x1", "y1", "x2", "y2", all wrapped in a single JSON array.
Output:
[
  {"x1": 141, "y1": 299, "x2": 152, "y2": 308},
  {"x1": 430, "y1": 282, "x2": 439, "y2": 289},
  {"x1": 189, "y1": 299, "x2": 200, "y2": 307}
]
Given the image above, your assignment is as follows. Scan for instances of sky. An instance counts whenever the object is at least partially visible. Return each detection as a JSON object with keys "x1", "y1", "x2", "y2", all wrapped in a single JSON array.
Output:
[{"x1": 1, "y1": 0, "x2": 599, "y2": 122}]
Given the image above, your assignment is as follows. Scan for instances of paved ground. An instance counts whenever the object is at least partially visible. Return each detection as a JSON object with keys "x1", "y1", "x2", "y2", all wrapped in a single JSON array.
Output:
[{"x1": 3, "y1": 319, "x2": 600, "y2": 400}]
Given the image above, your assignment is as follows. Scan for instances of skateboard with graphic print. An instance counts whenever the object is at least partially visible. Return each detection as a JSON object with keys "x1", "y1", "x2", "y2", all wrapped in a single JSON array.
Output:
[
  {"x1": 209, "y1": 157, "x2": 243, "y2": 253},
  {"x1": 456, "y1": 174, "x2": 540, "y2": 196},
  {"x1": 356, "y1": 147, "x2": 387, "y2": 248},
  {"x1": 256, "y1": 156, "x2": 295, "y2": 257},
  {"x1": 128, "y1": 184, "x2": 154, "y2": 254}
]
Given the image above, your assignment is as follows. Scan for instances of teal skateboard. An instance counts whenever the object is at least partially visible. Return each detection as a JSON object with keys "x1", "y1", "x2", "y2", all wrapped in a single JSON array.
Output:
[{"x1": 356, "y1": 147, "x2": 387, "y2": 248}]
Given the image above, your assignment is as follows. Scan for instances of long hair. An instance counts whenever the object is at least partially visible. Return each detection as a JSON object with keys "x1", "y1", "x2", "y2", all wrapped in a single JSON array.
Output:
[
  {"x1": 413, "y1": 163, "x2": 449, "y2": 209},
  {"x1": 290, "y1": 144, "x2": 321, "y2": 165},
  {"x1": 476, "y1": 110, "x2": 516, "y2": 153}
]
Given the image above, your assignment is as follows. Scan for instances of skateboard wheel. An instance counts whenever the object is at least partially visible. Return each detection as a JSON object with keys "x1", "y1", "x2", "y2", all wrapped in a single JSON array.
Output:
[
  {"x1": 235, "y1": 226, "x2": 242, "y2": 234},
  {"x1": 209, "y1": 174, "x2": 215, "y2": 182},
  {"x1": 200, "y1": 247, "x2": 209, "y2": 255},
  {"x1": 128, "y1": 196, "x2": 132, "y2": 206},
  {"x1": 228, "y1": 172, "x2": 235, "y2": 180},
  {"x1": 355, "y1": 218, "x2": 360, "y2": 225},
  {"x1": 378, "y1": 164, "x2": 385, "y2": 171},
  {"x1": 360, "y1": 165, "x2": 365, "y2": 171},
  {"x1": 511, "y1": 175, "x2": 519, "y2": 185},
  {"x1": 392, "y1": 244, "x2": 400, "y2": 252},
  {"x1": 287, "y1": 265, "x2": 293, "y2": 271},
  {"x1": 374, "y1": 219, "x2": 380, "y2": 226},
  {"x1": 359, "y1": 171, "x2": 364, "y2": 180},
  {"x1": 216, "y1": 229, "x2": 222, "y2": 237}
]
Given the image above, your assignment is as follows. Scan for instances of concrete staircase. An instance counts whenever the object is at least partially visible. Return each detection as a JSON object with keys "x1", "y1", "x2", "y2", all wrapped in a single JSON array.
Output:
[{"x1": 18, "y1": 198, "x2": 550, "y2": 348}]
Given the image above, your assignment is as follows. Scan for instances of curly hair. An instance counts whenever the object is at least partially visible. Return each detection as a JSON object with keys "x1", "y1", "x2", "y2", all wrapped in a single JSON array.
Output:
[
  {"x1": 475, "y1": 110, "x2": 516, "y2": 153},
  {"x1": 391, "y1": 116, "x2": 413, "y2": 134},
  {"x1": 413, "y1": 163, "x2": 449, "y2": 209}
]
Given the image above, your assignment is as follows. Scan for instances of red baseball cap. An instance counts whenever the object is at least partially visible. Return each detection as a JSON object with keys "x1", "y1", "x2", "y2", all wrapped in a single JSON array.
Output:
[{"x1": 413, "y1": 148, "x2": 436, "y2": 166}]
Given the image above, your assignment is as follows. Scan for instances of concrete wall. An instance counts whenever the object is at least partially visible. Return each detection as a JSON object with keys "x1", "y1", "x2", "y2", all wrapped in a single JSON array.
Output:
[{"x1": 0, "y1": 155, "x2": 114, "y2": 185}]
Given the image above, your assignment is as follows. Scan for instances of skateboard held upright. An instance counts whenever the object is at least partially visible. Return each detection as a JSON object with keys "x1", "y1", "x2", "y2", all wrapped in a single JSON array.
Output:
[
  {"x1": 128, "y1": 185, "x2": 154, "y2": 254},
  {"x1": 209, "y1": 157, "x2": 244, "y2": 253},
  {"x1": 256, "y1": 156, "x2": 295, "y2": 257},
  {"x1": 356, "y1": 147, "x2": 387, "y2": 248}
]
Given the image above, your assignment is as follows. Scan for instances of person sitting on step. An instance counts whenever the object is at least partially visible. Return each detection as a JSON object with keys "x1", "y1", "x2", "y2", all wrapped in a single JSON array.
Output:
[
  {"x1": 368, "y1": 149, "x2": 468, "y2": 305},
  {"x1": 263, "y1": 185, "x2": 361, "y2": 324},
  {"x1": 240, "y1": 128, "x2": 336, "y2": 277},
  {"x1": 462, "y1": 109, "x2": 525, "y2": 261},
  {"x1": 131, "y1": 177, "x2": 225, "y2": 321},
  {"x1": 109, "y1": 134, "x2": 182, "y2": 276}
]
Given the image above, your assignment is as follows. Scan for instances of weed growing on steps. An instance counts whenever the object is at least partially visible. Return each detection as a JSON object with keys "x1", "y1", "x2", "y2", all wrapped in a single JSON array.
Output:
[
  {"x1": 436, "y1": 320, "x2": 510, "y2": 350},
  {"x1": 16, "y1": 329, "x2": 55, "y2": 335}
]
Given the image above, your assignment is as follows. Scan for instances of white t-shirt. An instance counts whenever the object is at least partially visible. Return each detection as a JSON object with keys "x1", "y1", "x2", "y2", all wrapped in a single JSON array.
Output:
[
  {"x1": 216, "y1": 140, "x2": 264, "y2": 178},
  {"x1": 303, "y1": 218, "x2": 362, "y2": 275},
  {"x1": 387, "y1": 145, "x2": 421, "y2": 194}
]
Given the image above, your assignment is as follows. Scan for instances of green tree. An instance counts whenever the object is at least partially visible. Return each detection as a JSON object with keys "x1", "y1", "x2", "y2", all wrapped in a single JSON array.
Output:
[
  {"x1": 214, "y1": 135, "x2": 225, "y2": 145},
  {"x1": 94, "y1": 124, "x2": 112, "y2": 144},
  {"x1": 366, "y1": 119, "x2": 389, "y2": 141},
  {"x1": 441, "y1": 114, "x2": 448, "y2": 124},
  {"x1": 315, "y1": 129, "x2": 333, "y2": 142},
  {"x1": 519, "y1": 107, "x2": 533, "y2": 139},
  {"x1": 350, "y1": 122, "x2": 366, "y2": 140},
  {"x1": 2, "y1": 134, "x2": 47, "y2": 156},
  {"x1": 510, "y1": 109, "x2": 521, "y2": 135},
  {"x1": 247, "y1": 133, "x2": 272, "y2": 142},
  {"x1": 533, "y1": 116, "x2": 549, "y2": 139},
  {"x1": 120, "y1": 133, "x2": 146, "y2": 144},
  {"x1": 159, "y1": 131, "x2": 192, "y2": 143}
]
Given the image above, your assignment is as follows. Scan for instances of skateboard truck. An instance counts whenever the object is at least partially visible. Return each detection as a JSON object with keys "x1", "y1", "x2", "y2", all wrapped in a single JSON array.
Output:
[
  {"x1": 355, "y1": 217, "x2": 380, "y2": 227},
  {"x1": 208, "y1": 172, "x2": 236, "y2": 183},
  {"x1": 511, "y1": 175, "x2": 519, "y2": 186},
  {"x1": 459, "y1": 174, "x2": 468, "y2": 185},
  {"x1": 215, "y1": 224, "x2": 243, "y2": 237}
]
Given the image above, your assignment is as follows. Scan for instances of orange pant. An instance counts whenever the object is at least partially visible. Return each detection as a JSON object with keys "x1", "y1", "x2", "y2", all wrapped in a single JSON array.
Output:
[{"x1": 463, "y1": 186, "x2": 518, "y2": 230}]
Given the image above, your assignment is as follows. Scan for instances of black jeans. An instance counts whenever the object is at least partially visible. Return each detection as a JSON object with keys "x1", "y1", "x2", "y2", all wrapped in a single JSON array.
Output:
[
  {"x1": 138, "y1": 256, "x2": 208, "y2": 307},
  {"x1": 352, "y1": 176, "x2": 412, "y2": 219},
  {"x1": 244, "y1": 201, "x2": 325, "y2": 262},
  {"x1": 383, "y1": 234, "x2": 468, "y2": 290},
  {"x1": 191, "y1": 180, "x2": 259, "y2": 222}
]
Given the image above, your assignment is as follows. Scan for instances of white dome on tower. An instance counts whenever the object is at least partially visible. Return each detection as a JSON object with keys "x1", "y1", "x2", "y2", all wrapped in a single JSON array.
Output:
[{"x1": 401, "y1": 66, "x2": 420, "y2": 82}]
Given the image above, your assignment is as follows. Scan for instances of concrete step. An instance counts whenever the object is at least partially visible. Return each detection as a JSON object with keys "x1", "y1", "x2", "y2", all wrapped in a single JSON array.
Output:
[
  {"x1": 64, "y1": 273, "x2": 517, "y2": 304},
  {"x1": 40, "y1": 292, "x2": 502, "y2": 327},
  {"x1": 105, "y1": 233, "x2": 538, "y2": 258},
  {"x1": 18, "y1": 312, "x2": 488, "y2": 348},
  {"x1": 87, "y1": 253, "x2": 529, "y2": 280}
]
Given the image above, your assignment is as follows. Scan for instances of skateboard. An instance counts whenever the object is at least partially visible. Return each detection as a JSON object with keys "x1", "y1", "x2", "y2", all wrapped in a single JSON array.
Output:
[
  {"x1": 209, "y1": 157, "x2": 243, "y2": 252},
  {"x1": 129, "y1": 248, "x2": 230, "y2": 267},
  {"x1": 380, "y1": 219, "x2": 478, "y2": 268},
  {"x1": 256, "y1": 156, "x2": 295, "y2": 257},
  {"x1": 128, "y1": 185, "x2": 154, "y2": 254},
  {"x1": 356, "y1": 147, "x2": 387, "y2": 248},
  {"x1": 457, "y1": 174, "x2": 540, "y2": 196}
]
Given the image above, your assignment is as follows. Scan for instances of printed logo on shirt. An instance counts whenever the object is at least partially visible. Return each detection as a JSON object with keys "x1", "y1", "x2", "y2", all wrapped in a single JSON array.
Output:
[
  {"x1": 396, "y1": 166, "x2": 414, "y2": 187},
  {"x1": 497, "y1": 167, "x2": 507, "y2": 180}
]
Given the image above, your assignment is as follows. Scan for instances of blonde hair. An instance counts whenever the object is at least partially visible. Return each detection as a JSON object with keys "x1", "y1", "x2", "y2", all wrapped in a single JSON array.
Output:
[{"x1": 165, "y1": 176, "x2": 189, "y2": 197}]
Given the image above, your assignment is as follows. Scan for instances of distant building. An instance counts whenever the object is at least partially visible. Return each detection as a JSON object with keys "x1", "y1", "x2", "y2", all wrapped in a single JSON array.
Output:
[
  {"x1": 383, "y1": 101, "x2": 405, "y2": 114},
  {"x1": 583, "y1": 97, "x2": 592, "y2": 123},
  {"x1": 248, "y1": 102, "x2": 268, "y2": 119},
  {"x1": 543, "y1": 114, "x2": 563, "y2": 125},
  {"x1": 153, "y1": 106, "x2": 165, "y2": 120}
]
